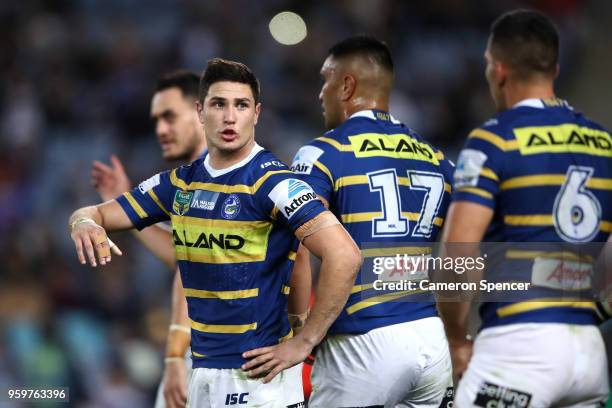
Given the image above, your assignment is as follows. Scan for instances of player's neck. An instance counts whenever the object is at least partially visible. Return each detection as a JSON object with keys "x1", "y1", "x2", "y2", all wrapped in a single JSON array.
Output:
[
  {"x1": 344, "y1": 96, "x2": 390, "y2": 119},
  {"x1": 504, "y1": 81, "x2": 555, "y2": 109},
  {"x1": 208, "y1": 140, "x2": 256, "y2": 170}
]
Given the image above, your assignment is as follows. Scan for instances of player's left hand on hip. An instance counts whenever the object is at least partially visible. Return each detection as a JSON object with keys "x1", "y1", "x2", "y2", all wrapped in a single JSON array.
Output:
[{"x1": 241, "y1": 337, "x2": 312, "y2": 383}]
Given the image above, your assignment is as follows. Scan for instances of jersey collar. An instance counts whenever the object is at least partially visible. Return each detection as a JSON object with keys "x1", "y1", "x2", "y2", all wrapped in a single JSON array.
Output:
[
  {"x1": 349, "y1": 109, "x2": 400, "y2": 124},
  {"x1": 203, "y1": 143, "x2": 264, "y2": 178},
  {"x1": 513, "y1": 98, "x2": 545, "y2": 109}
]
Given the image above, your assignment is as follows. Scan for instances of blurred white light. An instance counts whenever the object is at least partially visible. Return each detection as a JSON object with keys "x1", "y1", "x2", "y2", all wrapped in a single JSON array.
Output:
[{"x1": 269, "y1": 11, "x2": 307, "y2": 46}]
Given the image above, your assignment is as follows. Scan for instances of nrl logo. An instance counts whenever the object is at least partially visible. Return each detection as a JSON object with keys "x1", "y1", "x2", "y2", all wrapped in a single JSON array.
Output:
[{"x1": 173, "y1": 190, "x2": 194, "y2": 216}]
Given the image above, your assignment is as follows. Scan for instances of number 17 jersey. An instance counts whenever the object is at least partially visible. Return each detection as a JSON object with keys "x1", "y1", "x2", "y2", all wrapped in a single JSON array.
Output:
[{"x1": 292, "y1": 110, "x2": 455, "y2": 335}]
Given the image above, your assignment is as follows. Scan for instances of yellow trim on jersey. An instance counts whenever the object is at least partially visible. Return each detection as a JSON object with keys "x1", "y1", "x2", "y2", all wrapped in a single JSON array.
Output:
[
  {"x1": 496, "y1": 300, "x2": 597, "y2": 318},
  {"x1": 504, "y1": 214, "x2": 553, "y2": 226},
  {"x1": 455, "y1": 187, "x2": 494, "y2": 200},
  {"x1": 514, "y1": 124, "x2": 612, "y2": 157},
  {"x1": 184, "y1": 288, "x2": 259, "y2": 300},
  {"x1": 351, "y1": 283, "x2": 373, "y2": 294},
  {"x1": 279, "y1": 329, "x2": 293, "y2": 343},
  {"x1": 172, "y1": 215, "x2": 273, "y2": 264},
  {"x1": 505, "y1": 250, "x2": 594, "y2": 263},
  {"x1": 170, "y1": 169, "x2": 292, "y2": 195},
  {"x1": 316, "y1": 137, "x2": 353, "y2": 152},
  {"x1": 346, "y1": 289, "x2": 427, "y2": 315},
  {"x1": 147, "y1": 189, "x2": 170, "y2": 216},
  {"x1": 287, "y1": 251, "x2": 296, "y2": 261},
  {"x1": 480, "y1": 167, "x2": 499, "y2": 182},
  {"x1": 602, "y1": 221, "x2": 612, "y2": 233},
  {"x1": 501, "y1": 175, "x2": 612, "y2": 191},
  {"x1": 192, "y1": 351, "x2": 205, "y2": 358},
  {"x1": 468, "y1": 128, "x2": 519, "y2": 151},
  {"x1": 340, "y1": 212, "x2": 443, "y2": 227},
  {"x1": 123, "y1": 192, "x2": 148, "y2": 218},
  {"x1": 282, "y1": 285, "x2": 291, "y2": 295},
  {"x1": 314, "y1": 160, "x2": 333, "y2": 184},
  {"x1": 360, "y1": 246, "x2": 433, "y2": 258},
  {"x1": 333, "y1": 175, "x2": 451, "y2": 194},
  {"x1": 190, "y1": 319, "x2": 257, "y2": 334}
]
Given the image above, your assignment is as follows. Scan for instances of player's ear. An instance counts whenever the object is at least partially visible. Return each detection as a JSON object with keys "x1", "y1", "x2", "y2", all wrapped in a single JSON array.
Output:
[
  {"x1": 554, "y1": 63, "x2": 560, "y2": 79},
  {"x1": 195, "y1": 100, "x2": 205, "y2": 124},
  {"x1": 341, "y1": 74, "x2": 356, "y2": 101},
  {"x1": 495, "y1": 60, "x2": 507, "y2": 88},
  {"x1": 253, "y1": 102, "x2": 261, "y2": 125}
]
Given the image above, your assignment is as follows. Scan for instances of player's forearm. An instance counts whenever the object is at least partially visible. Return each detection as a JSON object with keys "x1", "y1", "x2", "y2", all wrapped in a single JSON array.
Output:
[
  {"x1": 165, "y1": 271, "x2": 191, "y2": 358},
  {"x1": 69, "y1": 206, "x2": 103, "y2": 228},
  {"x1": 297, "y1": 243, "x2": 361, "y2": 347},
  {"x1": 130, "y1": 224, "x2": 177, "y2": 270},
  {"x1": 437, "y1": 301, "x2": 471, "y2": 344},
  {"x1": 288, "y1": 244, "x2": 311, "y2": 316}
]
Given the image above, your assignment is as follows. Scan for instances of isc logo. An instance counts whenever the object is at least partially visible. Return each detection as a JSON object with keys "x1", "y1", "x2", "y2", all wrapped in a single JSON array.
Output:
[{"x1": 225, "y1": 392, "x2": 248, "y2": 405}]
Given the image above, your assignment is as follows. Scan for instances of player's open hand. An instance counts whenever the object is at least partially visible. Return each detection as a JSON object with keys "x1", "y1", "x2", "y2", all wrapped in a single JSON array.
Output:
[
  {"x1": 163, "y1": 359, "x2": 188, "y2": 408},
  {"x1": 241, "y1": 336, "x2": 313, "y2": 383},
  {"x1": 91, "y1": 154, "x2": 131, "y2": 201},
  {"x1": 70, "y1": 218, "x2": 122, "y2": 267},
  {"x1": 448, "y1": 336, "x2": 473, "y2": 384}
]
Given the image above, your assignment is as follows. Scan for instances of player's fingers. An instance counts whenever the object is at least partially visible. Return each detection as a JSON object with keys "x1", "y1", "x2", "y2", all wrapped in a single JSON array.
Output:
[
  {"x1": 241, "y1": 352, "x2": 274, "y2": 370},
  {"x1": 73, "y1": 236, "x2": 87, "y2": 265},
  {"x1": 94, "y1": 232, "x2": 111, "y2": 265},
  {"x1": 108, "y1": 238, "x2": 123, "y2": 256},
  {"x1": 247, "y1": 359, "x2": 277, "y2": 378},
  {"x1": 92, "y1": 160, "x2": 113, "y2": 174},
  {"x1": 110, "y1": 154, "x2": 126, "y2": 172},
  {"x1": 262, "y1": 364, "x2": 284, "y2": 384},
  {"x1": 242, "y1": 346, "x2": 274, "y2": 359},
  {"x1": 176, "y1": 386, "x2": 187, "y2": 406},
  {"x1": 83, "y1": 235, "x2": 97, "y2": 267}
]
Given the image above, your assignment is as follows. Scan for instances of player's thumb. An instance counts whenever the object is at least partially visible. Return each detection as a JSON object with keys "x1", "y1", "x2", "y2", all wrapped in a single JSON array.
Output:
[
  {"x1": 108, "y1": 238, "x2": 123, "y2": 256},
  {"x1": 110, "y1": 154, "x2": 125, "y2": 172}
]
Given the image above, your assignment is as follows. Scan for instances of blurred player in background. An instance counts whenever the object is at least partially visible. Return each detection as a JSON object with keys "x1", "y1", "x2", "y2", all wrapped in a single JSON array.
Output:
[
  {"x1": 69, "y1": 58, "x2": 362, "y2": 407},
  {"x1": 91, "y1": 70, "x2": 205, "y2": 408},
  {"x1": 287, "y1": 36, "x2": 455, "y2": 407},
  {"x1": 438, "y1": 9, "x2": 610, "y2": 406}
]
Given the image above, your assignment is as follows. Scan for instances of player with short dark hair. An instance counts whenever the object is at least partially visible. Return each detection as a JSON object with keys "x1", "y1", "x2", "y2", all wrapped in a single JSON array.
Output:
[
  {"x1": 284, "y1": 35, "x2": 455, "y2": 407},
  {"x1": 70, "y1": 58, "x2": 362, "y2": 408},
  {"x1": 438, "y1": 9, "x2": 610, "y2": 406}
]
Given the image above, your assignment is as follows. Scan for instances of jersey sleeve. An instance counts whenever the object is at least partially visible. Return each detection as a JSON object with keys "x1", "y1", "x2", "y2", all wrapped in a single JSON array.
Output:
[
  {"x1": 254, "y1": 171, "x2": 326, "y2": 232},
  {"x1": 116, "y1": 171, "x2": 173, "y2": 230},
  {"x1": 290, "y1": 138, "x2": 339, "y2": 203},
  {"x1": 452, "y1": 127, "x2": 507, "y2": 209}
]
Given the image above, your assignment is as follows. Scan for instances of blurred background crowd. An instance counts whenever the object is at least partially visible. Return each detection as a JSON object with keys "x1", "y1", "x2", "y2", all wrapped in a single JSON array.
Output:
[{"x1": 0, "y1": 0, "x2": 611, "y2": 406}]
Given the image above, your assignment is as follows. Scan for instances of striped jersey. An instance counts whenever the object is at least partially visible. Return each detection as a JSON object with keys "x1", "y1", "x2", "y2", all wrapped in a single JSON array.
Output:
[
  {"x1": 453, "y1": 98, "x2": 612, "y2": 328},
  {"x1": 292, "y1": 110, "x2": 455, "y2": 334},
  {"x1": 117, "y1": 144, "x2": 326, "y2": 368}
]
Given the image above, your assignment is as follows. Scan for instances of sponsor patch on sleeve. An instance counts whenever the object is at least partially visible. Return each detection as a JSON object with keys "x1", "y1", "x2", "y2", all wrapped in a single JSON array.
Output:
[
  {"x1": 138, "y1": 173, "x2": 161, "y2": 194},
  {"x1": 290, "y1": 146, "x2": 324, "y2": 175},
  {"x1": 454, "y1": 149, "x2": 487, "y2": 188},
  {"x1": 268, "y1": 179, "x2": 317, "y2": 219}
]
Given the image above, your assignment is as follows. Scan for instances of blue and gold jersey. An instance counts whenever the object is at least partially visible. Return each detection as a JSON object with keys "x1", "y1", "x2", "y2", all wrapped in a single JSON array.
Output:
[
  {"x1": 453, "y1": 98, "x2": 612, "y2": 328},
  {"x1": 292, "y1": 110, "x2": 455, "y2": 334},
  {"x1": 117, "y1": 144, "x2": 326, "y2": 369}
]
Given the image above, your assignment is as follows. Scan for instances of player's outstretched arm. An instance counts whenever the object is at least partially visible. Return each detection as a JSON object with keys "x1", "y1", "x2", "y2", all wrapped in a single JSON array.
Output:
[
  {"x1": 437, "y1": 201, "x2": 493, "y2": 383},
  {"x1": 242, "y1": 213, "x2": 362, "y2": 383},
  {"x1": 68, "y1": 200, "x2": 132, "y2": 267},
  {"x1": 92, "y1": 155, "x2": 177, "y2": 270},
  {"x1": 162, "y1": 271, "x2": 190, "y2": 408}
]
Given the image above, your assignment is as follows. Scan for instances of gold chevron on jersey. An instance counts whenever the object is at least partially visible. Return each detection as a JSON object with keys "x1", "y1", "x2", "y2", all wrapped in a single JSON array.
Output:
[{"x1": 169, "y1": 168, "x2": 292, "y2": 195}]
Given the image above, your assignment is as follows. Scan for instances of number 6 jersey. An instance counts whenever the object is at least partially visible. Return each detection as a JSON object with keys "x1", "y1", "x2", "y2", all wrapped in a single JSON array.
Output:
[{"x1": 292, "y1": 110, "x2": 455, "y2": 335}]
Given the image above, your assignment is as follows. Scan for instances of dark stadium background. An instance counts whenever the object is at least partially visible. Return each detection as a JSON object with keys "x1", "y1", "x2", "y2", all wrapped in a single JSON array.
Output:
[{"x1": 0, "y1": 0, "x2": 610, "y2": 406}]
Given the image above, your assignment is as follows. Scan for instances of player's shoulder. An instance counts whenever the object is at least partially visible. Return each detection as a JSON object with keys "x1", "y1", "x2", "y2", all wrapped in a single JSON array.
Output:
[
  {"x1": 248, "y1": 148, "x2": 294, "y2": 185},
  {"x1": 173, "y1": 157, "x2": 205, "y2": 184}
]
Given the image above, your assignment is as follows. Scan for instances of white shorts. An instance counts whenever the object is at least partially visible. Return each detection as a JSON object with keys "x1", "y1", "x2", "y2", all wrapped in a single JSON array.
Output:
[
  {"x1": 309, "y1": 317, "x2": 453, "y2": 408},
  {"x1": 186, "y1": 363, "x2": 304, "y2": 408},
  {"x1": 154, "y1": 349, "x2": 193, "y2": 408},
  {"x1": 455, "y1": 323, "x2": 609, "y2": 408}
]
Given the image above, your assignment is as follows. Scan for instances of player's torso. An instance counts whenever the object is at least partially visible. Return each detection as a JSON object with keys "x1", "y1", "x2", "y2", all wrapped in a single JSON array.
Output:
[
  {"x1": 170, "y1": 151, "x2": 296, "y2": 368},
  {"x1": 303, "y1": 111, "x2": 455, "y2": 334}
]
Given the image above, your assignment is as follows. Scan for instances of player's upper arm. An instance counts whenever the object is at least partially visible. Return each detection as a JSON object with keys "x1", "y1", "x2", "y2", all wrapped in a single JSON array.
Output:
[
  {"x1": 116, "y1": 171, "x2": 174, "y2": 230},
  {"x1": 441, "y1": 201, "x2": 494, "y2": 244},
  {"x1": 452, "y1": 126, "x2": 507, "y2": 209},
  {"x1": 290, "y1": 139, "x2": 338, "y2": 204}
]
